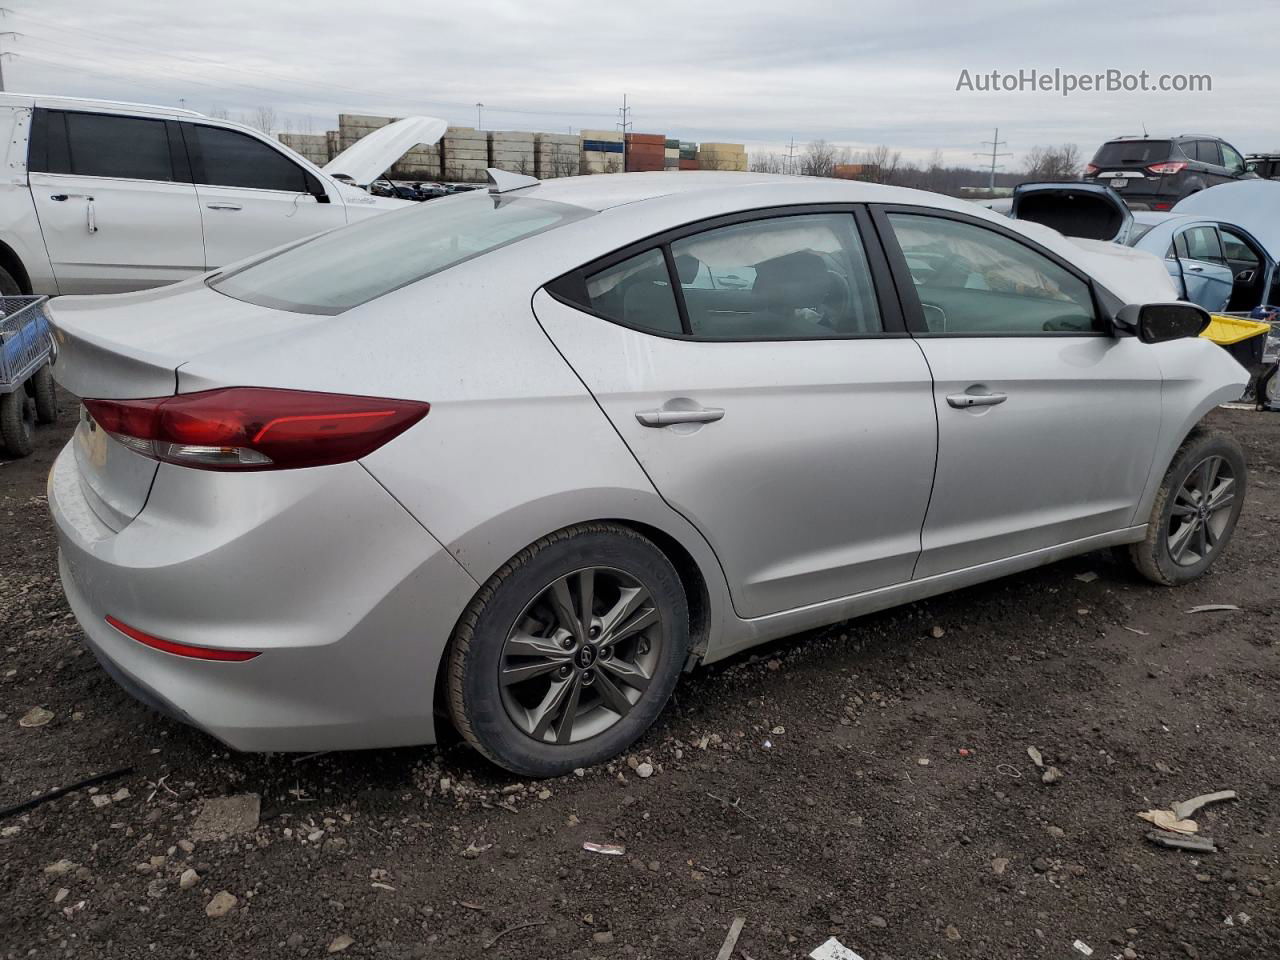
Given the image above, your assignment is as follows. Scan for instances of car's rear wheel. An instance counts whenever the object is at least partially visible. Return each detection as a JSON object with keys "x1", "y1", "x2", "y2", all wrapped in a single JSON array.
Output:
[
  {"x1": 0, "y1": 389, "x2": 35, "y2": 457},
  {"x1": 1125, "y1": 429, "x2": 1246, "y2": 585},
  {"x1": 446, "y1": 523, "x2": 688, "y2": 776}
]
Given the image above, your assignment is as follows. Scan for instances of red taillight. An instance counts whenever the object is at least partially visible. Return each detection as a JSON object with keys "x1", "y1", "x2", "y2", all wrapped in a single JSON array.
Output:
[
  {"x1": 1084, "y1": 163, "x2": 1099, "y2": 176},
  {"x1": 105, "y1": 615, "x2": 260, "y2": 662},
  {"x1": 1152, "y1": 202, "x2": 1174, "y2": 211},
  {"x1": 1147, "y1": 161, "x2": 1187, "y2": 175},
  {"x1": 82, "y1": 388, "x2": 429, "y2": 471}
]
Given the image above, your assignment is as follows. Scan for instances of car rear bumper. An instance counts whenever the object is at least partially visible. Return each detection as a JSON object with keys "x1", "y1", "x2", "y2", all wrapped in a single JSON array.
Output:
[{"x1": 48, "y1": 442, "x2": 479, "y2": 752}]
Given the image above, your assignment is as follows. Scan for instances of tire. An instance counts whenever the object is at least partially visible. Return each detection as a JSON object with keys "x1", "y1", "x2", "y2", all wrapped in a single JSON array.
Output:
[
  {"x1": 0, "y1": 265, "x2": 22, "y2": 296},
  {"x1": 1124, "y1": 429, "x2": 1246, "y2": 586},
  {"x1": 31, "y1": 364, "x2": 58, "y2": 424},
  {"x1": 0, "y1": 389, "x2": 35, "y2": 457},
  {"x1": 446, "y1": 522, "x2": 689, "y2": 777}
]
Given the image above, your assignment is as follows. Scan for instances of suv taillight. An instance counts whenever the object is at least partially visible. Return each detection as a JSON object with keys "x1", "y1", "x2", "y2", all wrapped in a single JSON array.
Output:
[
  {"x1": 1084, "y1": 163, "x2": 1099, "y2": 176},
  {"x1": 1147, "y1": 161, "x2": 1187, "y2": 175},
  {"x1": 83, "y1": 388, "x2": 429, "y2": 471}
]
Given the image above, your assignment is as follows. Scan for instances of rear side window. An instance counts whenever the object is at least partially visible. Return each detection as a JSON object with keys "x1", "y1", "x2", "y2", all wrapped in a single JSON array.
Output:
[
  {"x1": 1194, "y1": 141, "x2": 1222, "y2": 165},
  {"x1": 585, "y1": 249, "x2": 683, "y2": 335},
  {"x1": 671, "y1": 213, "x2": 882, "y2": 338},
  {"x1": 1092, "y1": 140, "x2": 1170, "y2": 166},
  {"x1": 1181, "y1": 226, "x2": 1226, "y2": 265},
  {"x1": 31, "y1": 110, "x2": 173, "y2": 181},
  {"x1": 212, "y1": 192, "x2": 593, "y2": 315},
  {"x1": 187, "y1": 124, "x2": 310, "y2": 192}
]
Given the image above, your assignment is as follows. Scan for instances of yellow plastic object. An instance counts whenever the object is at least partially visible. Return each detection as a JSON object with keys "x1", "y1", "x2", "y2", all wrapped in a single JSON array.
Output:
[{"x1": 1202, "y1": 314, "x2": 1271, "y2": 346}]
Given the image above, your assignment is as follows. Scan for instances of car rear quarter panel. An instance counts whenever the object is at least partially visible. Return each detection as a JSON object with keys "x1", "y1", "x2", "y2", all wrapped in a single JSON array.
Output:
[{"x1": 178, "y1": 255, "x2": 735, "y2": 656}]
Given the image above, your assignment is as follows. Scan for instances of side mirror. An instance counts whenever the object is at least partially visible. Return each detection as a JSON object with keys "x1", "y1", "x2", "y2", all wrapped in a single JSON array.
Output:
[{"x1": 1114, "y1": 302, "x2": 1211, "y2": 343}]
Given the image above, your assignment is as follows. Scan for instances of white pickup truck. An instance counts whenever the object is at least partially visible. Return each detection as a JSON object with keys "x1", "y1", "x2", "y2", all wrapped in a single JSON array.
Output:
[{"x1": 0, "y1": 93, "x2": 445, "y2": 296}]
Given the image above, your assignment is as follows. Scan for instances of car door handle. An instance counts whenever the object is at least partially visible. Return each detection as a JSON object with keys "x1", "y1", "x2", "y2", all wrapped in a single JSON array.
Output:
[
  {"x1": 1186, "y1": 265, "x2": 1205, "y2": 273},
  {"x1": 946, "y1": 392, "x2": 1007, "y2": 409},
  {"x1": 635, "y1": 407, "x2": 725, "y2": 427},
  {"x1": 206, "y1": 202, "x2": 243, "y2": 211}
]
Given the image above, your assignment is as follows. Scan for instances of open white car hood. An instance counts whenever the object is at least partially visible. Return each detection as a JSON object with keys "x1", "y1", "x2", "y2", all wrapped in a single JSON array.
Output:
[
  {"x1": 1174, "y1": 179, "x2": 1280, "y2": 262},
  {"x1": 322, "y1": 115, "x2": 448, "y2": 186}
]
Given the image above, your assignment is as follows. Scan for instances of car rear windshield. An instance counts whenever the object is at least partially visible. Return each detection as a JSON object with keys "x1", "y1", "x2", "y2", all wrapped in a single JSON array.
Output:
[
  {"x1": 1092, "y1": 140, "x2": 1172, "y2": 166},
  {"x1": 211, "y1": 192, "x2": 593, "y2": 315}
]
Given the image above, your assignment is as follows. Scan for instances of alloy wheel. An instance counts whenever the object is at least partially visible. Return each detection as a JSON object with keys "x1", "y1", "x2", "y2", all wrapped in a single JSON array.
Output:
[
  {"x1": 1166, "y1": 455, "x2": 1236, "y2": 567},
  {"x1": 499, "y1": 566, "x2": 663, "y2": 745}
]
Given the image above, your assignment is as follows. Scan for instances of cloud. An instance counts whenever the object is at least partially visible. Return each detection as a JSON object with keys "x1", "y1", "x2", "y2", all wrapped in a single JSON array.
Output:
[{"x1": 11, "y1": 0, "x2": 1277, "y2": 167}]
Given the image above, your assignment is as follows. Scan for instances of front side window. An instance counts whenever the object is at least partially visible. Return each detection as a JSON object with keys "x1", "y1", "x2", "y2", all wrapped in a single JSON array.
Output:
[
  {"x1": 1220, "y1": 228, "x2": 1259, "y2": 268},
  {"x1": 31, "y1": 110, "x2": 173, "y2": 181},
  {"x1": 213, "y1": 191, "x2": 593, "y2": 314},
  {"x1": 1221, "y1": 144, "x2": 1245, "y2": 173},
  {"x1": 670, "y1": 213, "x2": 882, "y2": 339},
  {"x1": 187, "y1": 124, "x2": 311, "y2": 192},
  {"x1": 887, "y1": 213, "x2": 1096, "y2": 335},
  {"x1": 584, "y1": 249, "x2": 682, "y2": 335}
]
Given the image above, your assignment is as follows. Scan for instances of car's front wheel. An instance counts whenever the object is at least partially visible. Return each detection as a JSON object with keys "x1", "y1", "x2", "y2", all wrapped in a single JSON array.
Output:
[
  {"x1": 1125, "y1": 429, "x2": 1246, "y2": 586},
  {"x1": 446, "y1": 523, "x2": 689, "y2": 776}
]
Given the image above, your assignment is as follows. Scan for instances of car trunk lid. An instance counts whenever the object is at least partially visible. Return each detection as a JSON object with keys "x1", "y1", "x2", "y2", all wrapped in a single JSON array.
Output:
[
  {"x1": 47, "y1": 281, "x2": 326, "y2": 529},
  {"x1": 1010, "y1": 181, "x2": 1135, "y2": 244}
]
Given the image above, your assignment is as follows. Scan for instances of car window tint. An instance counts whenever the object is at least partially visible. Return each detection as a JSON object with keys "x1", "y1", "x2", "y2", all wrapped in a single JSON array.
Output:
[
  {"x1": 1093, "y1": 140, "x2": 1170, "y2": 166},
  {"x1": 670, "y1": 213, "x2": 882, "y2": 339},
  {"x1": 1220, "y1": 229, "x2": 1258, "y2": 267},
  {"x1": 887, "y1": 213, "x2": 1096, "y2": 335},
  {"x1": 1183, "y1": 226, "x2": 1226, "y2": 264},
  {"x1": 58, "y1": 112, "x2": 173, "y2": 181},
  {"x1": 584, "y1": 249, "x2": 683, "y2": 335},
  {"x1": 1195, "y1": 141, "x2": 1222, "y2": 165},
  {"x1": 189, "y1": 125, "x2": 309, "y2": 192}
]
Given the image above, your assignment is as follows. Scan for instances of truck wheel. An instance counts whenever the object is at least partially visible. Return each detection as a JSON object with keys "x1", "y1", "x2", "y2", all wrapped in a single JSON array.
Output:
[
  {"x1": 30, "y1": 365, "x2": 58, "y2": 424},
  {"x1": 0, "y1": 390, "x2": 35, "y2": 457}
]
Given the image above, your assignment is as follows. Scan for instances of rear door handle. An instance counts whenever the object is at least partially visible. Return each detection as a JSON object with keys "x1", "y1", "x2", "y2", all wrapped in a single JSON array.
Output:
[
  {"x1": 635, "y1": 407, "x2": 725, "y2": 427},
  {"x1": 206, "y1": 202, "x2": 243, "y2": 211},
  {"x1": 946, "y1": 392, "x2": 1007, "y2": 409}
]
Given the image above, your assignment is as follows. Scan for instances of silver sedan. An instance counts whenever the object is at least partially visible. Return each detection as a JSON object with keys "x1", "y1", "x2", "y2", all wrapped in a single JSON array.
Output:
[{"x1": 47, "y1": 171, "x2": 1249, "y2": 775}]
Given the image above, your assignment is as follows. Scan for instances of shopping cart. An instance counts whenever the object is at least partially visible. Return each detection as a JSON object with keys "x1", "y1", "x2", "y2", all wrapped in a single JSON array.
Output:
[{"x1": 0, "y1": 295, "x2": 57, "y2": 458}]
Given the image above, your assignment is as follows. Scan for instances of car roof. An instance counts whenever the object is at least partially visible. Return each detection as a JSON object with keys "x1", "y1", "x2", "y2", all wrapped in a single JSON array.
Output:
[
  {"x1": 518, "y1": 171, "x2": 999, "y2": 216},
  {"x1": 0, "y1": 90, "x2": 205, "y2": 120}
]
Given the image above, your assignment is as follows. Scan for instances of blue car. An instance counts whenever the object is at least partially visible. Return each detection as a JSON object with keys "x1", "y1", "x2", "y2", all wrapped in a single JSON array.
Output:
[{"x1": 1008, "y1": 180, "x2": 1280, "y2": 313}]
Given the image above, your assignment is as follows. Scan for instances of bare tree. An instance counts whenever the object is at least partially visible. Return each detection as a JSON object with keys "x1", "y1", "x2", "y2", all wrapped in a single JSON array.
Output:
[
  {"x1": 800, "y1": 139, "x2": 838, "y2": 178},
  {"x1": 1024, "y1": 143, "x2": 1082, "y2": 181},
  {"x1": 207, "y1": 105, "x2": 231, "y2": 120},
  {"x1": 749, "y1": 152, "x2": 787, "y2": 174},
  {"x1": 249, "y1": 106, "x2": 278, "y2": 135},
  {"x1": 859, "y1": 144, "x2": 902, "y2": 184}
]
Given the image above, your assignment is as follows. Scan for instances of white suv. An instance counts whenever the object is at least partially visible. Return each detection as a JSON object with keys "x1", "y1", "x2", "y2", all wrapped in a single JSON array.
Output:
[{"x1": 0, "y1": 93, "x2": 419, "y2": 296}]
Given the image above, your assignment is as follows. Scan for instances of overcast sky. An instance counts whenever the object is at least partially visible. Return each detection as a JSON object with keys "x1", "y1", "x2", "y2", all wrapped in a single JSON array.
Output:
[{"x1": 10, "y1": 0, "x2": 1278, "y2": 169}]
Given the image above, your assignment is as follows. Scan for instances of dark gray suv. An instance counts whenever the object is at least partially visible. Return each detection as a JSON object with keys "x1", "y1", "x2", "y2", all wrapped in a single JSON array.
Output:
[{"x1": 1084, "y1": 136, "x2": 1249, "y2": 211}]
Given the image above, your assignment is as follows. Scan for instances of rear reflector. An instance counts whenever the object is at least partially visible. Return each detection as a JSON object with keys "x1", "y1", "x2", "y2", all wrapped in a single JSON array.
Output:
[
  {"x1": 82, "y1": 388, "x2": 429, "y2": 471},
  {"x1": 106, "y1": 615, "x2": 261, "y2": 662}
]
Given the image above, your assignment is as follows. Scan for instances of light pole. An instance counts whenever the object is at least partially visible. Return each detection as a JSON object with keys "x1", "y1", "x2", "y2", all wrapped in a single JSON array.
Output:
[{"x1": 475, "y1": 103, "x2": 484, "y2": 130}]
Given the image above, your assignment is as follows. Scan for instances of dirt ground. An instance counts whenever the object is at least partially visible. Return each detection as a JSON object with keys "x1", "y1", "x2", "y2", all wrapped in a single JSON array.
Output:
[{"x1": 2, "y1": 401, "x2": 1277, "y2": 960}]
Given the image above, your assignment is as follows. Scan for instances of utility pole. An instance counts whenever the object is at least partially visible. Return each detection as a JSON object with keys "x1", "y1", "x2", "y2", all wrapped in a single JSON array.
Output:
[
  {"x1": 974, "y1": 127, "x2": 1011, "y2": 192},
  {"x1": 475, "y1": 102, "x2": 484, "y2": 130},
  {"x1": 0, "y1": 32, "x2": 20, "y2": 93},
  {"x1": 785, "y1": 137, "x2": 797, "y2": 175},
  {"x1": 615, "y1": 94, "x2": 631, "y2": 135}
]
